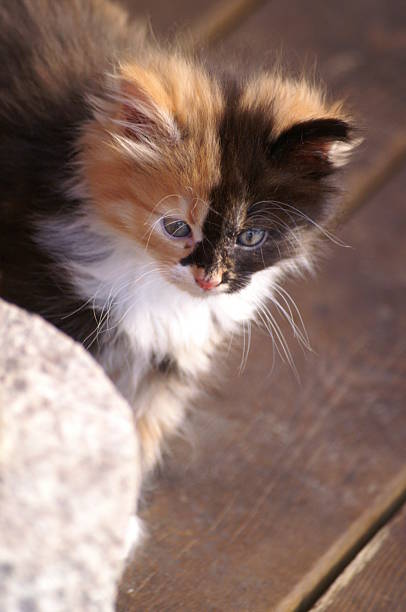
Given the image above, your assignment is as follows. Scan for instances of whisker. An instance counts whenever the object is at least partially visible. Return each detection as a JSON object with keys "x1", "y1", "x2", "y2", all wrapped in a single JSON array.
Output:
[
  {"x1": 254, "y1": 299, "x2": 300, "y2": 381},
  {"x1": 83, "y1": 264, "x2": 168, "y2": 348},
  {"x1": 203, "y1": 201, "x2": 223, "y2": 219},
  {"x1": 60, "y1": 295, "x2": 94, "y2": 320},
  {"x1": 143, "y1": 207, "x2": 187, "y2": 250},
  {"x1": 273, "y1": 282, "x2": 312, "y2": 351},
  {"x1": 249, "y1": 198, "x2": 349, "y2": 248},
  {"x1": 238, "y1": 319, "x2": 252, "y2": 373},
  {"x1": 268, "y1": 295, "x2": 310, "y2": 352},
  {"x1": 102, "y1": 267, "x2": 169, "y2": 335},
  {"x1": 272, "y1": 200, "x2": 348, "y2": 247},
  {"x1": 239, "y1": 320, "x2": 247, "y2": 374},
  {"x1": 147, "y1": 193, "x2": 185, "y2": 217},
  {"x1": 255, "y1": 306, "x2": 280, "y2": 365},
  {"x1": 269, "y1": 286, "x2": 311, "y2": 351}
]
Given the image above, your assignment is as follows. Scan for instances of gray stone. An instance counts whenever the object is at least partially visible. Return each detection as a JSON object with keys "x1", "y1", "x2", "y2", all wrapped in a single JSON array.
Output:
[{"x1": 0, "y1": 299, "x2": 140, "y2": 612}]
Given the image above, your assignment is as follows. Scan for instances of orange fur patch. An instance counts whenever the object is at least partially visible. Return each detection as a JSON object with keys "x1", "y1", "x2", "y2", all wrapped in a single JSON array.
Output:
[
  {"x1": 241, "y1": 74, "x2": 350, "y2": 137},
  {"x1": 79, "y1": 56, "x2": 223, "y2": 271}
]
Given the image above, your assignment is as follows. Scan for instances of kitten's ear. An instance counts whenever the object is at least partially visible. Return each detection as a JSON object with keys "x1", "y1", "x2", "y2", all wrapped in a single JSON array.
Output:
[
  {"x1": 102, "y1": 65, "x2": 180, "y2": 161},
  {"x1": 269, "y1": 118, "x2": 360, "y2": 176}
]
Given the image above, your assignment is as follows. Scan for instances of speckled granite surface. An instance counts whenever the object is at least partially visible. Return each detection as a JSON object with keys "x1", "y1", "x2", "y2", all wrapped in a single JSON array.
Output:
[{"x1": 0, "y1": 299, "x2": 140, "y2": 612}]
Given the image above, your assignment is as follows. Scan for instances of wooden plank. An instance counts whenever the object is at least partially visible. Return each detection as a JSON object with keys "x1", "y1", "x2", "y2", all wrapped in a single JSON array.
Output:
[
  {"x1": 116, "y1": 0, "x2": 218, "y2": 36},
  {"x1": 179, "y1": 0, "x2": 269, "y2": 50},
  {"x1": 116, "y1": 0, "x2": 265, "y2": 41},
  {"x1": 276, "y1": 467, "x2": 406, "y2": 612},
  {"x1": 313, "y1": 503, "x2": 406, "y2": 612},
  {"x1": 117, "y1": 163, "x2": 406, "y2": 610}
]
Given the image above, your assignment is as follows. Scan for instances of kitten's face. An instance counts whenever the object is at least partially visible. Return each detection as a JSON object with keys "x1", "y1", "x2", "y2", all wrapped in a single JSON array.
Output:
[{"x1": 80, "y1": 57, "x2": 357, "y2": 298}]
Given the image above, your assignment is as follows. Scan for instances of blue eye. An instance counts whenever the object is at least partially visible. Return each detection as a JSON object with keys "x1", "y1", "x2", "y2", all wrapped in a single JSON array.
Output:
[
  {"x1": 163, "y1": 217, "x2": 192, "y2": 238},
  {"x1": 237, "y1": 228, "x2": 267, "y2": 248}
]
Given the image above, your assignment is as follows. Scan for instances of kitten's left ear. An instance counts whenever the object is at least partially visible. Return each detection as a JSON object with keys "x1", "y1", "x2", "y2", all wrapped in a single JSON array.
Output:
[
  {"x1": 269, "y1": 118, "x2": 361, "y2": 176},
  {"x1": 100, "y1": 65, "x2": 180, "y2": 162}
]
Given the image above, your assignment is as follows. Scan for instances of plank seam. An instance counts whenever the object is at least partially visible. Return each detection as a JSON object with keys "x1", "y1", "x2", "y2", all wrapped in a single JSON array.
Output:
[
  {"x1": 274, "y1": 466, "x2": 406, "y2": 612},
  {"x1": 179, "y1": 0, "x2": 271, "y2": 49},
  {"x1": 311, "y1": 527, "x2": 390, "y2": 612}
]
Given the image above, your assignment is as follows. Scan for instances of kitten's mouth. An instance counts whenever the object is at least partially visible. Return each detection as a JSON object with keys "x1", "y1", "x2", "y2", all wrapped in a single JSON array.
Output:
[
  {"x1": 192, "y1": 267, "x2": 224, "y2": 292},
  {"x1": 188, "y1": 280, "x2": 228, "y2": 298},
  {"x1": 168, "y1": 263, "x2": 229, "y2": 297}
]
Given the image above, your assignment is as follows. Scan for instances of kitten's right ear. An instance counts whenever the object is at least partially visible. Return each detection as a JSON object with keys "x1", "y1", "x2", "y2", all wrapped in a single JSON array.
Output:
[
  {"x1": 268, "y1": 117, "x2": 360, "y2": 177},
  {"x1": 97, "y1": 65, "x2": 180, "y2": 162}
]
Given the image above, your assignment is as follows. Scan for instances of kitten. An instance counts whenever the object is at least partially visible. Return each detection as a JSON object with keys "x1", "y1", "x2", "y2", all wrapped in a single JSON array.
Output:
[{"x1": 0, "y1": 0, "x2": 358, "y2": 551}]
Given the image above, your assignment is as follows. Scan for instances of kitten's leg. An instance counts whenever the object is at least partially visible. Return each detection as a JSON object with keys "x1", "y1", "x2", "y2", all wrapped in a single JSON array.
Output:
[
  {"x1": 102, "y1": 347, "x2": 193, "y2": 505},
  {"x1": 134, "y1": 374, "x2": 194, "y2": 477},
  {"x1": 121, "y1": 377, "x2": 191, "y2": 558}
]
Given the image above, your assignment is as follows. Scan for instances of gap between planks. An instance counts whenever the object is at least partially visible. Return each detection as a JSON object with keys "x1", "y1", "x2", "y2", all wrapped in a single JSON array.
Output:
[
  {"x1": 274, "y1": 465, "x2": 406, "y2": 612},
  {"x1": 311, "y1": 526, "x2": 390, "y2": 612},
  {"x1": 179, "y1": 0, "x2": 270, "y2": 49}
]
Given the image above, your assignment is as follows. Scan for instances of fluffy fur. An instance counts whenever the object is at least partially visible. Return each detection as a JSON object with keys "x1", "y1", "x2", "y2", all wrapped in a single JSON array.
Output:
[{"x1": 0, "y1": 0, "x2": 358, "y2": 549}]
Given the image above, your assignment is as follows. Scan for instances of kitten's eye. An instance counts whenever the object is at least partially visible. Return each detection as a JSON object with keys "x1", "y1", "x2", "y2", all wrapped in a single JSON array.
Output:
[
  {"x1": 237, "y1": 228, "x2": 267, "y2": 248},
  {"x1": 162, "y1": 217, "x2": 192, "y2": 238}
]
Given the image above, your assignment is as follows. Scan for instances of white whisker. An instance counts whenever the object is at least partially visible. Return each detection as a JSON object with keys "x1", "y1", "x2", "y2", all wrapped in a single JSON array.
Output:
[{"x1": 273, "y1": 282, "x2": 311, "y2": 350}]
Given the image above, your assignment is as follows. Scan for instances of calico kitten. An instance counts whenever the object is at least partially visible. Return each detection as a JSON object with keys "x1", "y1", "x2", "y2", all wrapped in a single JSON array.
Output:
[{"x1": 0, "y1": 0, "x2": 358, "y2": 550}]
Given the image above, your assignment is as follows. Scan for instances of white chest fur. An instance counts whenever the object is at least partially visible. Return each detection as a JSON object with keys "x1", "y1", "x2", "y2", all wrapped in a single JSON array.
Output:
[
  {"x1": 37, "y1": 213, "x2": 280, "y2": 402},
  {"x1": 95, "y1": 246, "x2": 278, "y2": 384}
]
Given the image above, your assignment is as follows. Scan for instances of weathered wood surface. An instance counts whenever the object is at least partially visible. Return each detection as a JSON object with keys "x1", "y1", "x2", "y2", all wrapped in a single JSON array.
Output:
[
  {"x1": 314, "y1": 503, "x2": 406, "y2": 612},
  {"x1": 118, "y1": 0, "x2": 218, "y2": 38},
  {"x1": 116, "y1": 0, "x2": 406, "y2": 610}
]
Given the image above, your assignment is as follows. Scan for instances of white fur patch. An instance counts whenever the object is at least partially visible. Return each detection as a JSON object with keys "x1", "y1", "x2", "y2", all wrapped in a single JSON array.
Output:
[
  {"x1": 35, "y1": 209, "x2": 281, "y2": 403},
  {"x1": 123, "y1": 515, "x2": 144, "y2": 560},
  {"x1": 329, "y1": 138, "x2": 362, "y2": 168}
]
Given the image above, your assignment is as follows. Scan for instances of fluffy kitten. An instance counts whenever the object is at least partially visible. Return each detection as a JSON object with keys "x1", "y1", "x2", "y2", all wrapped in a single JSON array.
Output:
[{"x1": 0, "y1": 0, "x2": 357, "y2": 549}]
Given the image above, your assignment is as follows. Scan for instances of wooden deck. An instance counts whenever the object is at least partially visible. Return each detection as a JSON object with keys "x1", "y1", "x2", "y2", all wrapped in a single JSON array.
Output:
[{"x1": 117, "y1": 1, "x2": 406, "y2": 610}]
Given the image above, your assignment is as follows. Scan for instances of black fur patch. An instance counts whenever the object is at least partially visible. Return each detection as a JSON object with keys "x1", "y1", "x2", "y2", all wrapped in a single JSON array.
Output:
[
  {"x1": 268, "y1": 118, "x2": 352, "y2": 178},
  {"x1": 182, "y1": 80, "x2": 350, "y2": 292},
  {"x1": 151, "y1": 354, "x2": 180, "y2": 376},
  {"x1": 0, "y1": 0, "x2": 139, "y2": 352}
]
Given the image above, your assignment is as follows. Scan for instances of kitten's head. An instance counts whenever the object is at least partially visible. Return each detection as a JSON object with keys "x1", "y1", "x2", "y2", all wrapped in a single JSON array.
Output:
[{"x1": 79, "y1": 55, "x2": 358, "y2": 297}]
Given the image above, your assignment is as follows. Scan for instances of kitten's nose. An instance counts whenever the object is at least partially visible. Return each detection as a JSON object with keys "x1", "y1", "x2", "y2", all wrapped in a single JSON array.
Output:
[{"x1": 193, "y1": 268, "x2": 222, "y2": 291}]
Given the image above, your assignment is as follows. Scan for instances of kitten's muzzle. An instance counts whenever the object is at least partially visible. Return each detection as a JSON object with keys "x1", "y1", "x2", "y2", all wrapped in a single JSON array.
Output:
[{"x1": 193, "y1": 267, "x2": 223, "y2": 291}]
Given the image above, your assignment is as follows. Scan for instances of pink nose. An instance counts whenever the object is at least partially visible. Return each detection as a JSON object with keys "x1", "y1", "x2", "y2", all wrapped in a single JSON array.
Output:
[
  {"x1": 195, "y1": 277, "x2": 221, "y2": 291},
  {"x1": 194, "y1": 269, "x2": 222, "y2": 291}
]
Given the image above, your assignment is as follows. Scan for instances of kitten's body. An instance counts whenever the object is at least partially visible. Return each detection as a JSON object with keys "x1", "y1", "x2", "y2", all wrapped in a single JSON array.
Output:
[{"x1": 0, "y1": 0, "x2": 357, "y2": 549}]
